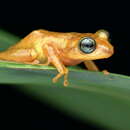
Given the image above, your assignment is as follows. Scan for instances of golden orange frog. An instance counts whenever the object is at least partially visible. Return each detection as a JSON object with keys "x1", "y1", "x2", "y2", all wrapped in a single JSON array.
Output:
[{"x1": 0, "y1": 29, "x2": 114, "y2": 86}]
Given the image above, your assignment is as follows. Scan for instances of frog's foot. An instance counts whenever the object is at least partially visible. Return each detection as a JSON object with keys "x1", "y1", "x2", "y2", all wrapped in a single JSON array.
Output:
[
  {"x1": 52, "y1": 68, "x2": 69, "y2": 86},
  {"x1": 23, "y1": 60, "x2": 40, "y2": 65},
  {"x1": 102, "y1": 69, "x2": 110, "y2": 75},
  {"x1": 23, "y1": 59, "x2": 50, "y2": 66},
  {"x1": 53, "y1": 77, "x2": 69, "y2": 86}
]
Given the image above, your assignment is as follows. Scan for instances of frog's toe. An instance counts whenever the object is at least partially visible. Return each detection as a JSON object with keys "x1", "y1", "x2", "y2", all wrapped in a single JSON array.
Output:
[
  {"x1": 52, "y1": 77, "x2": 58, "y2": 83},
  {"x1": 64, "y1": 80, "x2": 69, "y2": 87},
  {"x1": 102, "y1": 70, "x2": 110, "y2": 75}
]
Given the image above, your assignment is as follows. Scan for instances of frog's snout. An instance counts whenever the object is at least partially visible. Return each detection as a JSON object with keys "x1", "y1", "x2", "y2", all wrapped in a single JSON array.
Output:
[
  {"x1": 103, "y1": 46, "x2": 114, "y2": 58},
  {"x1": 108, "y1": 47, "x2": 114, "y2": 56}
]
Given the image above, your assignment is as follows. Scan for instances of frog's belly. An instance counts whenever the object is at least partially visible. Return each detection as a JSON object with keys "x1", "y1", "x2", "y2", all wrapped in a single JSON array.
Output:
[{"x1": 61, "y1": 57, "x2": 82, "y2": 66}]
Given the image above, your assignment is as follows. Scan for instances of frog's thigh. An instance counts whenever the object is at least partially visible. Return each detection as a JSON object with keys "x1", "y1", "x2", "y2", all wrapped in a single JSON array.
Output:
[
  {"x1": 11, "y1": 49, "x2": 38, "y2": 62},
  {"x1": 84, "y1": 60, "x2": 99, "y2": 71},
  {"x1": 43, "y1": 44, "x2": 69, "y2": 86}
]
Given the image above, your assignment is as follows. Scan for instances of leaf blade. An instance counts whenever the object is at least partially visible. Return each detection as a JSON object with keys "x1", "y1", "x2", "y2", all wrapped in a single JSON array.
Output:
[{"x1": 0, "y1": 29, "x2": 130, "y2": 129}]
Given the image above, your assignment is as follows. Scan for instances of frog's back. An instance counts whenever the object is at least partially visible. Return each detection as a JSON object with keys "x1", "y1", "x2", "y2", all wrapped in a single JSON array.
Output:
[
  {"x1": 33, "y1": 29, "x2": 82, "y2": 49},
  {"x1": 7, "y1": 29, "x2": 80, "y2": 49},
  {"x1": 37, "y1": 29, "x2": 81, "y2": 39}
]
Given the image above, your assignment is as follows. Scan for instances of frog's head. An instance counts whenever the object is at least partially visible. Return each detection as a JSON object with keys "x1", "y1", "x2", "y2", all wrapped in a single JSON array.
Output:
[{"x1": 65, "y1": 30, "x2": 114, "y2": 61}]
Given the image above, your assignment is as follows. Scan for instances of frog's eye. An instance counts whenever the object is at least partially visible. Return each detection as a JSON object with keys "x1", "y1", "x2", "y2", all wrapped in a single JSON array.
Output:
[{"x1": 79, "y1": 37, "x2": 96, "y2": 54}]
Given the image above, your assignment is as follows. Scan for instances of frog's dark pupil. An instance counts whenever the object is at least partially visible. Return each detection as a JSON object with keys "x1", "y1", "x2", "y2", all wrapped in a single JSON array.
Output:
[
  {"x1": 84, "y1": 43, "x2": 93, "y2": 48},
  {"x1": 79, "y1": 37, "x2": 96, "y2": 54}
]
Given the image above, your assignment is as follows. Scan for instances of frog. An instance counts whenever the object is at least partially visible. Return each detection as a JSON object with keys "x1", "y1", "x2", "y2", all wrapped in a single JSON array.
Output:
[{"x1": 0, "y1": 29, "x2": 114, "y2": 86}]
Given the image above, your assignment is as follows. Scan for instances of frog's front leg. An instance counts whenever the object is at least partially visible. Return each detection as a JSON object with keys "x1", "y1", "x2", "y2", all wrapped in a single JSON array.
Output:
[
  {"x1": 84, "y1": 60, "x2": 109, "y2": 74},
  {"x1": 84, "y1": 60, "x2": 99, "y2": 71},
  {"x1": 43, "y1": 44, "x2": 69, "y2": 86}
]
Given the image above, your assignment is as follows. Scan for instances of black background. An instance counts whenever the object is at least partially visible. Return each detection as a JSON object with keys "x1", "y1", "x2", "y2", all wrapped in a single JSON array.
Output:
[{"x1": 0, "y1": 1, "x2": 129, "y2": 129}]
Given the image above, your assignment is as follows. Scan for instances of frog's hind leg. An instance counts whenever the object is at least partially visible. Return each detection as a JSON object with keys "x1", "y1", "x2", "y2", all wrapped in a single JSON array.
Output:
[
  {"x1": 0, "y1": 49, "x2": 38, "y2": 63},
  {"x1": 23, "y1": 58, "x2": 51, "y2": 66}
]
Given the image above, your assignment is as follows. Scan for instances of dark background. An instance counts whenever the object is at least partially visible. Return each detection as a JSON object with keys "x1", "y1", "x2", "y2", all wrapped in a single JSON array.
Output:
[{"x1": 0, "y1": 1, "x2": 130, "y2": 129}]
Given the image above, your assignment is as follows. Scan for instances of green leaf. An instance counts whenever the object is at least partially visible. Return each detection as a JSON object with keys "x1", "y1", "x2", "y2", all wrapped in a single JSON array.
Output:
[
  {"x1": 0, "y1": 29, "x2": 130, "y2": 129},
  {"x1": 0, "y1": 30, "x2": 20, "y2": 51}
]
